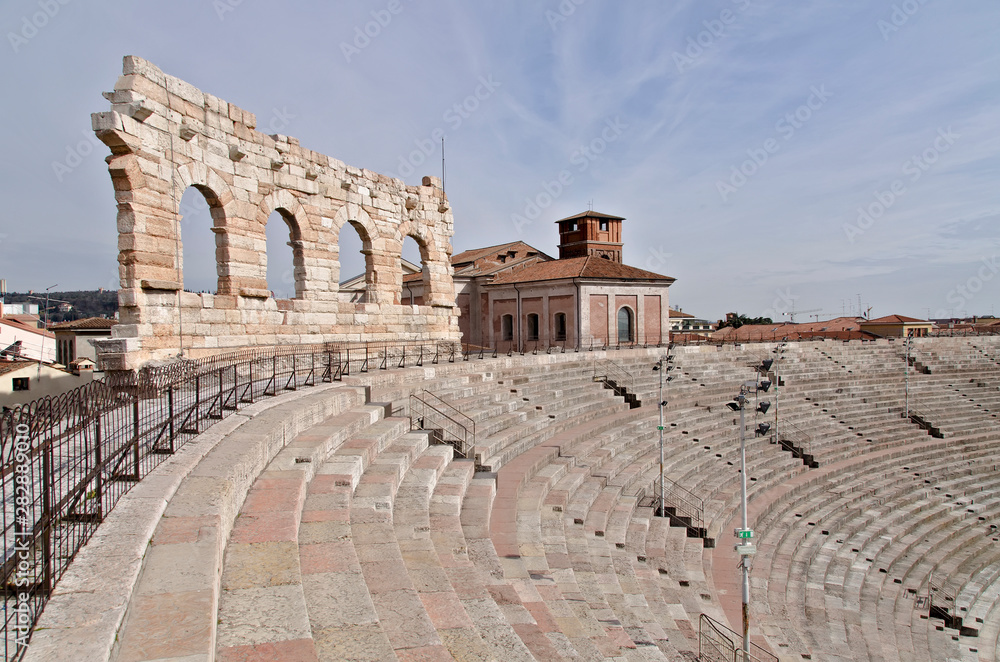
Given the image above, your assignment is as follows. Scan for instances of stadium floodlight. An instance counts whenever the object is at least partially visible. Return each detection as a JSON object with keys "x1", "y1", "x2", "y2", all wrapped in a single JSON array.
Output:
[
  {"x1": 655, "y1": 352, "x2": 671, "y2": 519},
  {"x1": 760, "y1": 359, "x2": 774, "y2": 372},
  {"x1": 755, "y1": 423, "x2": 771, "y2": 437},
  {"x1": 757, "y1": 401, "x2": 770, "y2": 415},
  {"x1": 758, "y1": 380, "x2": 771, "y2": 393}
]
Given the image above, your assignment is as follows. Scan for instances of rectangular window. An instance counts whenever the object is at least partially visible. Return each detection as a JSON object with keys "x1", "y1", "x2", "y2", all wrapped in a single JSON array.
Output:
[
  {"x1": 12, "y1": 377, "x2": 29, "y2": 392},
  {"x1": 599, "y1": 220, "x2": 608, "y2": 231}
]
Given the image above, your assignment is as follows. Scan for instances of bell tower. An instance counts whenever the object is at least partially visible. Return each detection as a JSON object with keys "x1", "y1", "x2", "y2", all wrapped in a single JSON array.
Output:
[{"x1": 555, "y1": 211, "x2": 624, "y2": 262}]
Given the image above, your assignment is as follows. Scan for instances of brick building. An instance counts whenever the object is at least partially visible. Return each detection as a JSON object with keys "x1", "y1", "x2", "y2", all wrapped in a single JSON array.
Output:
[{"x1": 411, "y1": 211, "x2": 674, "y2": 349}]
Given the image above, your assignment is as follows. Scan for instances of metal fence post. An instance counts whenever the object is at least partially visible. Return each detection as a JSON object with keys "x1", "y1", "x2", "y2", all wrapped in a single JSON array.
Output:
[
  {"x1": 132, "y1": 395, "x2": 141, "y2": 480},
  {"x1": 41, "y1": 422, "x2": 54, "y2": 594},
  {"x1": 167, "y1": 386, "x2": 175, "y2": 452},
  {"x1": 95, "y1": 417, "x2": 104, "y2": 520}
]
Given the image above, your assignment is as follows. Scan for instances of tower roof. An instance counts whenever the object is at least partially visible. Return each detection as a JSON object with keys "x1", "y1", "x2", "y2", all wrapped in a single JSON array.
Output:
[{"x1": 554, "y1": 211, "x2": 625, "y2": 223}]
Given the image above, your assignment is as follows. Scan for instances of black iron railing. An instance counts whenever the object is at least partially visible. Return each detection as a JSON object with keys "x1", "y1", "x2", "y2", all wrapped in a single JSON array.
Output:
[
  {"x1": 0, "y1": 339, "x2": 456, "y2": 660},
  {"x1": 699, "y1": 614, "x2": 778, "y2": 662},
  {"x1": 409, "y1": 391, "x2": 476, "y2": 460}
]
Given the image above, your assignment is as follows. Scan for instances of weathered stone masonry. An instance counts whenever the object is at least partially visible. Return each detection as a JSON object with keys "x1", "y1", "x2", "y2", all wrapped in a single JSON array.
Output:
[{"x1": 93, "y1": 56, "x2": 460, "y2": 370}]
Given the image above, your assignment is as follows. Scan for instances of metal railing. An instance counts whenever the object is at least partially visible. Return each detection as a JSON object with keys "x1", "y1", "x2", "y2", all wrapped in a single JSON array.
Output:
[
  {"x1": 660, "y1": 475, "x2": 705, "y2": 533},
  {"x1": 593, "y1": 359, "x2": 633, "y2": 388},
  {"x1": 0, "y1": 339, "x2": 457, "y2": 660},
  {"x1": 776, "y1": 419, "x2": 815, "y2": 464},
  {"x1": 699, "y1": 614, "x2": 778, "y2": 662},
  {"x1": 409, "y1": 391, "x2": 476, "y2": 460}
]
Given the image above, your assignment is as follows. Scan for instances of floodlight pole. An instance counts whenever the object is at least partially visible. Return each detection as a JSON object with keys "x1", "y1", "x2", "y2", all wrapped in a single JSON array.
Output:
[
  {"x1": 659, "y1": 359, "x2": 664, "y2": 518},
  {"x1": 738, "y1": 391, "x2": 750, "y2": 662},
  {"x1": 904, "y1": 333, "x2": 911, "y2": 419},
  {"x1": 656, "y1": 352, "x2": 669, "y2": 518}
]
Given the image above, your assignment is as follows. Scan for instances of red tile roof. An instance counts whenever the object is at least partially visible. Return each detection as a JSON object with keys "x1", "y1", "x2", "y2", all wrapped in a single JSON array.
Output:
[
  {"x1": 487, "y1": 256, "x2": 674, "y2": 285},
  {"x1": 862, "y1": 315, "x2": 929, "y2": 324},
  {"x1": 0, "y1": 360, "x2": 34, "y2": 377},
  {"x1": 554, "y1": 210, "x2": 625, "y2": 223},
  {"x1": 0, "y1": 318, "x2": 54, "y2": 338},
  {"x1": 50, "y1": 317, "x2": 117, "y2": 330}
]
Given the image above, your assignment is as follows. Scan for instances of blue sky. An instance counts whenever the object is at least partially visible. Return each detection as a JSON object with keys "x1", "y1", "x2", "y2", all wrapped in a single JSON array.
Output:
[{"x1": 1, "y1": 0, "x2": 998, "y2": 321}]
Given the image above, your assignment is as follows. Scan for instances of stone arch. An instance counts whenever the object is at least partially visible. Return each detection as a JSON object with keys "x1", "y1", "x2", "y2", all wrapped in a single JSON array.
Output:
[
  {"x1": 174, "y1": 163, "x2": 240, "y2": 294},
  {"x1": 394, "y1": 220, "x2": 433, "y2": 306},
  {"x1": 394, "y1": 218, "x2": 451, "y2": 307},
  {"x1": 332, "y1": 203, "x2": 380, "y2": 300},
  {"x1": 258, "y1": 190, "x2": 311, "y2": 300}
]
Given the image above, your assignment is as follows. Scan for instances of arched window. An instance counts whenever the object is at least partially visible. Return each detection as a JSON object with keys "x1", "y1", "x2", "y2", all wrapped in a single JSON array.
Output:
[
  {"x1": 554, "y1": 312, "x2": 567, "y2": 341},
  {"x1": 399, "y1": 235, "x2": 427, "y2": 306},
  {"x1": 266, "y1": 209, "x2": 302, "y2": 300},
  {"x1": 617, "y1": 307, "x2": 634, "y2": 344},
  {"x1": 501, "y1": 314, "x2": 514, "y2": 341},
  {"x1": 337, "y1": 221, "x2": 371, "y2": 303},
  {"x1": 527, "y1": 313, "x2": 539, "y2": 341},
  {"x1": 178, "y1": 186, "x2": 220, "y2": 293}
]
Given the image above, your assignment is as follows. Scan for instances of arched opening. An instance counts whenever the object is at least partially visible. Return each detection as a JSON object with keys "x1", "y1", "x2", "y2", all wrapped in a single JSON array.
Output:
[
  {"x1": 527, "y1": 313, "x2": 540, "y2": 341},
  {"x1": 501, "y1": 314, "x2": 514, "y2": 341},
  {"x1": 337, "y1": 221, "x2": 372, "y2": 303},
  {"x1": 554, "y1": 312, "x2": 567, "y2": 341},
  {"x1": 400, "y1": 235, "x2": 428, "y2": 306},
  {"x1": 178, "y1": 186, "x2": 222, "y2": 294},
  {"x1": 617, "y1": 307, "x2": 634, "y2": 344},
  {"x1": 265, "y1": 209, "x2": 302, "y2": 299}
]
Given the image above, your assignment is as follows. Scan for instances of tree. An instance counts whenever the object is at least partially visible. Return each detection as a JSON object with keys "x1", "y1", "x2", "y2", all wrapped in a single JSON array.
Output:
[{"x1": 717, "y1": 313, "x2": 773, "y2": 330}]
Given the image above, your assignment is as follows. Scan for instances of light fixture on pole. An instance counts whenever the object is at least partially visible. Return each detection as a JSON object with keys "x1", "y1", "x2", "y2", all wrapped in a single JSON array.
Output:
[
  {"x1": 726, "y1": 373, "x2": 770, "y2": 662},
  {"x1": 652, "y1": 351, "x2": 674, "y2": 518}
]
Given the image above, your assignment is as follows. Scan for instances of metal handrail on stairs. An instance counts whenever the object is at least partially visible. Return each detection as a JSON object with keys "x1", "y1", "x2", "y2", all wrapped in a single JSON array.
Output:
[
  {"x1": 409, "y1": 391, "x2": 476, "y2": 460},
  {"x1": 699, "y1": 614, "x2": 778, "y2": 662},
  {"x1": 593, "y1": 359, "x2": 634, "y2": 391}
]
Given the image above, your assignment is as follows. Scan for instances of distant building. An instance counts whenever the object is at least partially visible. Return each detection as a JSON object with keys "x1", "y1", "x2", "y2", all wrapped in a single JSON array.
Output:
[
  {"x1": 410, "y1": 212, "x2": 674, "y2": 349},
  {"x1": 859, "y1": 314, "x2": 933, "y2": 338},
  {"x1": 2, "y1": 302, "x2": 39, "y2": 317},
  {"x1": 50, "y1": 317, "x2": 118, "y2": 367},
  {"x1": 0, "y1": 317, "x2": 55, "y2": 363},
  {"x1": 0, "y1": 359, "x2": 94, "y2": 408},
  {"x1": 418, "y1": 241, "x2": 551, "y2": 344},
  {"x1": 711, "y1": 317, "x2": 875, "y2": 342},
  {"x1": 341, "y1": 258, "x2": 421, "y2": 303},
  {"x1": 669, "y1": 308, "x2": 716, "y2": 337}
]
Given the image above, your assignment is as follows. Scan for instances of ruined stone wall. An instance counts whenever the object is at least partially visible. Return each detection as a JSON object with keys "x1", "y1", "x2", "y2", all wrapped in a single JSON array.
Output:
[{"x1": 92, "y1": 56, "x2": 460, "y2": 370}]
